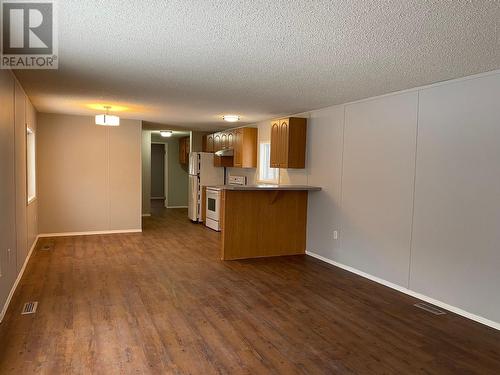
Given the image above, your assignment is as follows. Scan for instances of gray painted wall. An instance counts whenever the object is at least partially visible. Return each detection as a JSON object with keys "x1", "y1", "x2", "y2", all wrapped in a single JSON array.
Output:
[
  {"x1": 166, "y1": 139, "x2": 188, "y2": 207},
  {"x1": 410, "y1": 74, "x2": 500, "y2": 322},
  {"x1": 147, "y1": 133, "x2": 189, "y2": 208},
  {"x1": 306, "y1": 106, "x2": 346, "y2": 266},
  {"x1": 142, "y1": 130, "x2": 151, "y2": 214},
  {"x1": 341, "y1": 92, "x2": 418, "y2": 287},
  {"x1": 306, "y1": 71, "x2": 500, "y2": 325},
  {"x1": 151, "y1": 143, "x2": 165, "y2": 198}
]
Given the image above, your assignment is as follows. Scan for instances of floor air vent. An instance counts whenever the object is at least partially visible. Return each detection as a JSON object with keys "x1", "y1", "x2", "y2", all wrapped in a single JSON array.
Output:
[
  {"x1": 40, "y1": 243, "x2": 53, "y2": 251},
  {"x1": 21, "y1": 301, "x2": 38, "y2": 315},
  {"x1": 414, "y1": 302, "x2": 446, "y2": 315}
]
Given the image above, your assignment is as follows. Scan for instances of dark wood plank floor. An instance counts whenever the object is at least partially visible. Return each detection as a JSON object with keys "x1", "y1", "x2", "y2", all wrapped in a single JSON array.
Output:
[{"x1": 0, "y1": 208, "x2": 499, "y2": 374}]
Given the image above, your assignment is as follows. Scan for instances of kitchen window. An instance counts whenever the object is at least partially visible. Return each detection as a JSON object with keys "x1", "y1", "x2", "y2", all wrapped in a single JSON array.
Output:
[
  {"x1": 258, "y1": 142, "x2": 279, "y2": 183},
  {"x1": 27, "y1": 128, "x2": 36, "y2": 204}
]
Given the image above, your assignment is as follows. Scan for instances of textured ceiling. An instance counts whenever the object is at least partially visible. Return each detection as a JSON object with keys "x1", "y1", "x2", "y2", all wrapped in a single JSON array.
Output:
[{"x1": 14, "y1": 0, "x2": 500, "y2": 130}]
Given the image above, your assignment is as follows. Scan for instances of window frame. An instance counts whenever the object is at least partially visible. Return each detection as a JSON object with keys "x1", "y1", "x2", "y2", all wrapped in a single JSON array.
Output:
[
  {"x1": 26, "y1": 127, "x2": 36, "y2": 205},
  {"x1": 258, "y1": 142, "x2": 279, "y2": 184}
]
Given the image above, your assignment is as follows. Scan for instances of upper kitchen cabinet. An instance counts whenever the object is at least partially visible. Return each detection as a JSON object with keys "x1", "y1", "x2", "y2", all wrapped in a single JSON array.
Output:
[
  {"x1": 204, "y1": 127, "x2": 258, "y2": 168},
  {"x1": 203, "y1": 134, "x2": 214, "y2": 152},
  {"x1": 227, "y1": 131, "x2": 234, "y2": 149},
  {"x1": 217, "y1": 130, "x2": 235, "y2": 151},
  {"x1": 213, "y1": 155, "x2": 234, "y2": 168},
  {"x1": 233, "y1": 127, "x2": 257, "y2": 168},
  {"x1": 213, "y1": 133, "x2": 222, "y2": 153},
  {"x1": 221, "y1": 132, "x2": 228, "y2": 149},
  {"x1": 270, "y1": 117, "x2": 307, "y2": 168},
  {"x1": 179, "y1": 136, "x2": 190, "y2": 164}
]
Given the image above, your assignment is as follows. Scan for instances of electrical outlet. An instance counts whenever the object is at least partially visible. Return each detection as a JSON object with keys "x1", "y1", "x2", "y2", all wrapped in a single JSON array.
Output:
[{"x1": 333, "y1": 230, "x2": 338, "y2": 240}]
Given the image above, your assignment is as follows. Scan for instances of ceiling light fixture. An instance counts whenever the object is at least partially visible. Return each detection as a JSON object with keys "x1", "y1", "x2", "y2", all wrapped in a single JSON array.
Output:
[
  {"x1": 160, "y1": 130, "x2": 173, "y2": 138},
  {"x1": 95, "y1": 106, "x2": 120, "y2": 126},
  {"x1": 223, "y1": 115, "x2": 240, "y2": 123}
]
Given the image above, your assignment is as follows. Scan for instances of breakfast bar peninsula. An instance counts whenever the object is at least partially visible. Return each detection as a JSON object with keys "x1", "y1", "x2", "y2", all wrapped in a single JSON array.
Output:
[{"x1": 217, "y1": 184, "x2": 321, "y2": 260}]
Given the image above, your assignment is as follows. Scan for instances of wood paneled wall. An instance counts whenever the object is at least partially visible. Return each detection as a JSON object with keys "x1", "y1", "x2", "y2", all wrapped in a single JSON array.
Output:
[
  {"x1": 0, "y1": 71, "x2": 38, "y2": 321},
  {"x1": 37, "y1": 113, "x2": 142, "y2": 234}
]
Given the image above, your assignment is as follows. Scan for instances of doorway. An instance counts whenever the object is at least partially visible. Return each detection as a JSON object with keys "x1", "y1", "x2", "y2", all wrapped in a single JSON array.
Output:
[{"x1": 151, "y1": 143, "x2": 168, "y2": 211}]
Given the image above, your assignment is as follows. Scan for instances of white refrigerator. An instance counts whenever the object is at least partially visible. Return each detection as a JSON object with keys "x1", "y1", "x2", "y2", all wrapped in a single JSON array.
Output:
[{"x1": 188, "y1": 152, "x2": 224, "y2": 222}]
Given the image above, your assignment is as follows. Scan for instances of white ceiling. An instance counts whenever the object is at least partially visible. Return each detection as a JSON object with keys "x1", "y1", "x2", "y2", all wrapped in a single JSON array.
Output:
[{"x1": 14, "y1": 0, "x2": 500, "y2": 130}]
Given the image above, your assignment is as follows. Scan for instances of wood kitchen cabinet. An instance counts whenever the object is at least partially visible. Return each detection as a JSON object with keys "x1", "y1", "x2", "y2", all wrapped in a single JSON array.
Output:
[
  {"x1": 233, "y1": 129, "x2": 242, "y2": 167},
  {"x1": 204, "y1": 127, "x2": 257, "y2": 168},
  {"x1": 214, "y1": 130, "x2": 235, "y2": 167},
  {"x1": 202, "y1": 135, "x2": 208, "y2": 152},
  {"x1": 213, "y1": 155, "x2": 234, "y2": 168},
  {"x1": 213, "y1": 133, "x2": 221, "y2": 153},
  {"x1": 233, "y1": 127, "x2": 257, "y2": 168},
  {"x1": 203, "y1": 134, "x2": 215, "y2": 152},
  {"x1": 219, "y1": 186, "x2": 321, "y2": 260},
  {"x1": 227, "y1": 131, "x2": 234, "y2": 149},
  {"x1": 270, "y1": 119, "x2": 280, "y2": 168},
  {"x1": 179, "y1": 136, "x2": 190, "y2": 164},
  {"x1": 221, "y1": 132, "x2": 228, "y2": 149},
  {"x1": 270, "y1": 117, "x2": 307, "y2": 168}
]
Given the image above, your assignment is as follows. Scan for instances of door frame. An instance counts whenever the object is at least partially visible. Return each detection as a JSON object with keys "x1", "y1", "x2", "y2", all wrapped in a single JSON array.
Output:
[{"x1": 151, "y1": 142, "x2": 168, "y2": 208}]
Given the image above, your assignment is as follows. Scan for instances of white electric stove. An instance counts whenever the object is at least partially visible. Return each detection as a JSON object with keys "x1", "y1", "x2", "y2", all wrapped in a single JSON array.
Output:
[{"x1": 205, "y1": 176, "x2": 246, "y2": 231}]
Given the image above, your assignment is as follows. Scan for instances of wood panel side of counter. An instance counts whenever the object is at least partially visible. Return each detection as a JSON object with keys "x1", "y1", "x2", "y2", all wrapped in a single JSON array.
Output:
[
  {"x1": 221, "y1": 190, "x2": 308, "y2": 260},
  {"x1": 201, "y1": 186, "x2": 207, "y2": 222}
]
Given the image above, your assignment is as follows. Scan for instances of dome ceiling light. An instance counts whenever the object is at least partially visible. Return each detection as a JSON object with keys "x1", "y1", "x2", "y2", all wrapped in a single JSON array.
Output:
[
  {"x1": 160, "y1": 130, "x2": 173, "y2": 137},
  {"x1": 223, "y1": 115, "x2": 240, "y2": 123}
]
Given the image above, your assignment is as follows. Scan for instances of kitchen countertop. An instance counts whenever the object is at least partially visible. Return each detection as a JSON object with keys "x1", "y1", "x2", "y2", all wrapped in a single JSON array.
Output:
[{"x1": 208, "y1": 184, "x2": 322, "y2": 191}]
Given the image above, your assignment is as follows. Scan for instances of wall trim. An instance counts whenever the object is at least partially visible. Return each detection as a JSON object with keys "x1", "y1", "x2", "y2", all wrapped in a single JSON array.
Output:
[
  {"x1": 142, "y1": 214, "x2": 151, "y2": 217},
  {"x1": 0, "y1": 235, "x2": 39, "y2": 323},
  {"x1": 38, "y1": 229, "x2": 142, "y2": 238},
  {"x1": 167, "y1": 206, "x2": 188, "y2": 209},
  {"x1": 306, "y1": 251, "x2": 500, "y2": 331}
]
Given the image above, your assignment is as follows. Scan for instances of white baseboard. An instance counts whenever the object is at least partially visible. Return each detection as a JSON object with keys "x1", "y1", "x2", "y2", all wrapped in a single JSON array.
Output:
[
  {"x1": 167, "y1": 206, "x2": 188, "y2": 209},
  {"x1": 142, "y1": 214, "x2": 151, "y2": 217},
  {"x1": 306, "y1": 251, "x2": 500, "y2": 331},
  {"x1": 38, "y1": 229, "x2": 142, "y2": 238},
  {"x1": 0, "y1": 235, "x2": 40, "y2": 323}
]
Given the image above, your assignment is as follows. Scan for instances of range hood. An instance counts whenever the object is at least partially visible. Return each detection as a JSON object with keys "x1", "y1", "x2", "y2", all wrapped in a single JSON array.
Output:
[{"x1": 215, "y1": 148, "x2": 234, "y2": 157}]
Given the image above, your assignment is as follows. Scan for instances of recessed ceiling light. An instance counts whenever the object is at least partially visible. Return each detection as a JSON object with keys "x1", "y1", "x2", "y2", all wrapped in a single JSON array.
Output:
[
  {"x1": 160, "y1": 130, "x2": 173, "y2": 137},
  {"x1": 223, "y1": 115, "x2": 240, "y2": 122},
  {"x1": 95, "y1": 106, "x2": 120, "y2": 126}
]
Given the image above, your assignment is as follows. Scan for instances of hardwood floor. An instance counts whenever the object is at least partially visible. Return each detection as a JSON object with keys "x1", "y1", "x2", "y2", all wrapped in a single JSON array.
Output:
[{"x1": 0, "y1": 208, "x2": 499, "y2": 374}]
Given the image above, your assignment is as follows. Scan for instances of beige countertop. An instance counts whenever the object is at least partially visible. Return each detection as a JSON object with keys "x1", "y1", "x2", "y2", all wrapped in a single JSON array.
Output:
[{"x1": 207, "y1": 184, "x2": 322, "y2": 191}]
